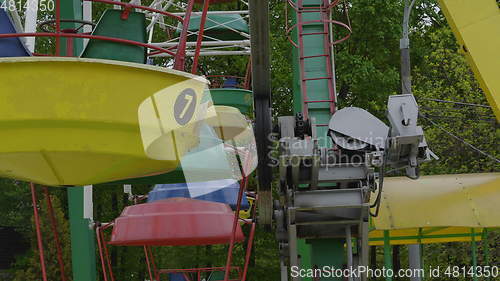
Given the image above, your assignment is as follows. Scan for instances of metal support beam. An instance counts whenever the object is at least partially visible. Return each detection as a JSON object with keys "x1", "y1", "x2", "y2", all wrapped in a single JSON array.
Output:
[
  {"x1": 23, "y1": 0, "x2": 39, "y2": 52},
  {"x1": 289, "y1": 224, "x2": 300, "y2": 281},
  {"x1": 383, "y1": 230, "x2": 393, "y2": 281},
  {"x1": 482, "y1": 229, "x2": 490, "y2": 265},
  {"x1": 359, "y1": 222, "x2": 369, "y2": 281},
  {"x1": 68, "y1": 186, "x2": 96, "y2": 281},
  {"x1": 400, "y1": 0, "x2": 416, "y2": 95},
  {"x1": 408, "y1": 244, "x2": 422, "y2": 281},
  {"x1": 346, "y1": 227, "x2": 353, "y2": 281},
  {"x1": 471, "y1": 228, "x2": 478, "y2": 281},
  {"x1": 61, "y1": 2, "x2": 96, "y2": 280},
  {"x1": 60, "y1": 0, "x2": 83, "y2": 56}
]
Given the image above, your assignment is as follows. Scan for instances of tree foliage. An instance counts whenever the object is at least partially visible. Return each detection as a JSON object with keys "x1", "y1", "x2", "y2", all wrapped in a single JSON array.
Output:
[{"x1": 0, "y1": 0, "x2": 498, "y2": 280}]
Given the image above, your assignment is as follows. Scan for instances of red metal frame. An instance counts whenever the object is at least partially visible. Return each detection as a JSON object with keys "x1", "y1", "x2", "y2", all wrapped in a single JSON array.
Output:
[
  {"x1": 30, "y1": 183, "x2": 48, "y2": 281},
  {"x1": 84, "y1": 0, "x2": 184, "y2": 22},
  {"x1": 43, "y1": 187, "x2": 67, "y2": 281},
  {"x1": 159, "y1": 266, "x2": 242, "y2": 281},
  {"x1": 0, "y1": 32, "x2": 178, "y2": 56},
  {"x1": 244, "y1": 60, "x2": 252, "y2": 90},
  {"x1": 144, "y1": 246, "x2": 156, "y2": 281},
  {"x1": 96, "y1": 198, "x2": 257, "y2": 281},
  {"x1": 191, "y1": 0, "x2": 211, "y2": 74},
  {"x1": 0, "y1": 0, "x2": 196, "y2": 70},
  {"x1": 174, "y1": 0, "x2": 196, "y2": 70},
  {"x1": 95, "y1": 146, "x2": 258, "y2": 281},
  {"x1": 223, "y1": 147, "x2": 257, "y2": 281},
  {"x1": 30, "y1": 184, "x2": 68, "y2": 281},
  {"x1": 96, "y1": 222, "x2": 115, "y2": 281}
]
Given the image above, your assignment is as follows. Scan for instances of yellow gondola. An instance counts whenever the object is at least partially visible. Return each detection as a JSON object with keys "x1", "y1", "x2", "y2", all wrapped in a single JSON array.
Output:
[{"x1": 0, "y1": 57, "x2": 207, "y2": 186}]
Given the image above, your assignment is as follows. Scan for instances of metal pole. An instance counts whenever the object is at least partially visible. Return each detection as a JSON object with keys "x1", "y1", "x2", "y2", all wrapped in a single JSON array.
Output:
[
  {"x1": 483, "y1": 229, "x2": 490, "y2": 265},
  {"x1": 171, "y1": 10, "x2": 249, "y2": 16},
  {"x1": 144, "y1": 246, "x2": 155, "y2": 281},
  {"x1": 23, "y1": 0, "x2": 39, "y2": 52},
  {"x1": 101, "y1": 225, "x2": 115, "y2": 281},
  {"x1": 471, "y1": 228, "x2": 478, "y2": 281},
  {"x1": 383, "y1": 230, "x2": 392, "y2": 281},
  {"x1": 288, "y1": 225, "x2": 299, "y2": 281},
  {"x1": 96, "y1": 226, "x2": 109, "y2": 281},
  {"x1": 191, "y1": 0, "x2": 210, "y2": 74},
  {"x1": 224, "y1": 174, "x2": 249, "y2": 281},
  {"x1": 360, "y1": 221, "x2": 369, "y2": 281},
  {"x1": 174, "y1": 0, "x2": 196, "y2": 70},
  {"x1": 43, "y1": 187, "x2": 67, "y2": 281},
  {"x1": 280, "y1": 260, "x2": 289, "y2": 281},
  {"x1": 400, "y1": 0, "x2": 417, "y2": 95},
  {"x1": 68, "y1": 186, "x2": 97, "y2": 281},
  {"x1": 408, "y1": 244, "x2": 422, "y2": 281},
  {"x1": 417, "y1": 228, "x2": 425, "y2": 279},
  {"x1": 346, "y1": 227, "x2": 353, "y2": 281},
  {"x1": 241, "y1": 222, "x2": 256, "y2": 281},
  {"x1": 30, "y1": 183, "x2": 48, "y2": 281},
  {"x1": 55, "y1": 0, "x2": 61, "y2": 55}
]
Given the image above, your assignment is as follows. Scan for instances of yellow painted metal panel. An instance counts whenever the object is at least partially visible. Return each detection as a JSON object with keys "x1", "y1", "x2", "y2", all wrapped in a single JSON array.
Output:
[
  {"x1": 369, "y1": 227, "x2": 483, "y2": 246},
  {"x1": 372, "y1": 173, "x2": 500, "y2": 230},
  {"x1": 0, "y1": 57, "x2": 207, "y2": 186},
  {"x1": 438, "y1": 0, "x2": 500, "y2": 120}
]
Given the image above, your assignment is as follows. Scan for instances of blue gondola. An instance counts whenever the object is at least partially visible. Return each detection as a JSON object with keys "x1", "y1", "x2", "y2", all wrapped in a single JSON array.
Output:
[
  {"x1": 148, "y1": 179, "x2": 249, "y2": 210},
  {"x1": 0, "y1": 9, "x2": 31, "y2": 57}
]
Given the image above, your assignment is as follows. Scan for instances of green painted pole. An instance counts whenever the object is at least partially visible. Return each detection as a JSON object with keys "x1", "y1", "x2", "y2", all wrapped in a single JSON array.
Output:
[
  {"x1": 471, "y1": 228, "x2": 478, "y2": 281},
  {"x1": 61, "y1": 1, "x2": 96, "y2": 280},
  {"x1": 482, "y1": 228, "x2": 490, "y2": 265},
  {"x1": 68, "y1": 187, "x2": 97, "y2": 281},
  {"x1": 418, "y1": 228, "x2": 424, "y2": 279},
  {"x1": 383, "y1": 230, "x2": 393, "y2": 281},
  {"x1": 60, "y1": 0, "x2": 84, "y2": 56}
]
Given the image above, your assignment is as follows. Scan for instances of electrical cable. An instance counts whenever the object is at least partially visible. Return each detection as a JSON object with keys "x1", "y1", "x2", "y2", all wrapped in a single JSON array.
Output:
[
  {"x1": 370, "y1": 145, "x2": 388, "y2": 217},
  {"x1": 419, "y1": 106, "x2": 494, "y2": 114},
  {"x1": 419, "y1": 98, "x2": 492, "y2": 108},
  {"x1": 420, "y1": 113, "x2": 497, "y2": 122},
  {"x1": 420, "y1": 114, "x2": 500, "y2": 163}
]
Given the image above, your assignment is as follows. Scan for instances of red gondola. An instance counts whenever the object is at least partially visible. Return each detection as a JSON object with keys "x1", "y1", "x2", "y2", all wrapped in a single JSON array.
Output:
[{"x1": 109, "y1": 197, "x2": 245, "y2": 246}]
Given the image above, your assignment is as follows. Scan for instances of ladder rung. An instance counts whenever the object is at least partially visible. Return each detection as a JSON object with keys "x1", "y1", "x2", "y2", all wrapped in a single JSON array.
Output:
[
  {"x1": 299, "y1": 32, "x2": 328, "y2": 36},
  {"x1": 302, "y1": 76, "x2": 331, "y2": 81},
  {"x1": 304, "y1": 99, "x2": 334, "y2": 103},
  {"x1": 301, "y1": 54, "x2": 329, "y2": 59},
  {"x1": 299, "y1": 5, "x2": 327, "y2": 10},
  {"x1": 299, "y1": 9, "x2": 324, "y2": 13}
]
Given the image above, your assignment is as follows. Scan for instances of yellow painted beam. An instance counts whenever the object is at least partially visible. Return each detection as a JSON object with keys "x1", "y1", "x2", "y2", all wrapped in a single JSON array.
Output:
[
  {"x1": 438, "y1": 0, "x2": 500, "y2": 120},
  {"x1": 372, "y1": 173, "x2": 500, "y2": 230}
]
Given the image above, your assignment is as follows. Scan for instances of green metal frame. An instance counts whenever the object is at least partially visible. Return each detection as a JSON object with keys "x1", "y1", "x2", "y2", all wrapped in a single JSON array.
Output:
[
  {"x1": 68, "y1": 187, "x2": 97, "y2": 281},
  {"x1": 290, "y1": 0, "x2": 343, "y2": 279},
  {"x1": 61, "y1": 0, "x2": 84, "y2": 56},
  {"x1": 62, "y1": 1, "x2": 97, "y2": 281},
  {"x1": 383, "y1": 231, "x2": 393, "y2": 281},
  {"x1": 377, "y1": 227, "x2": 496, "y2": 281},
  {"x1": 370, "y1": 232, "x2": 483, "y2": 242}
]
